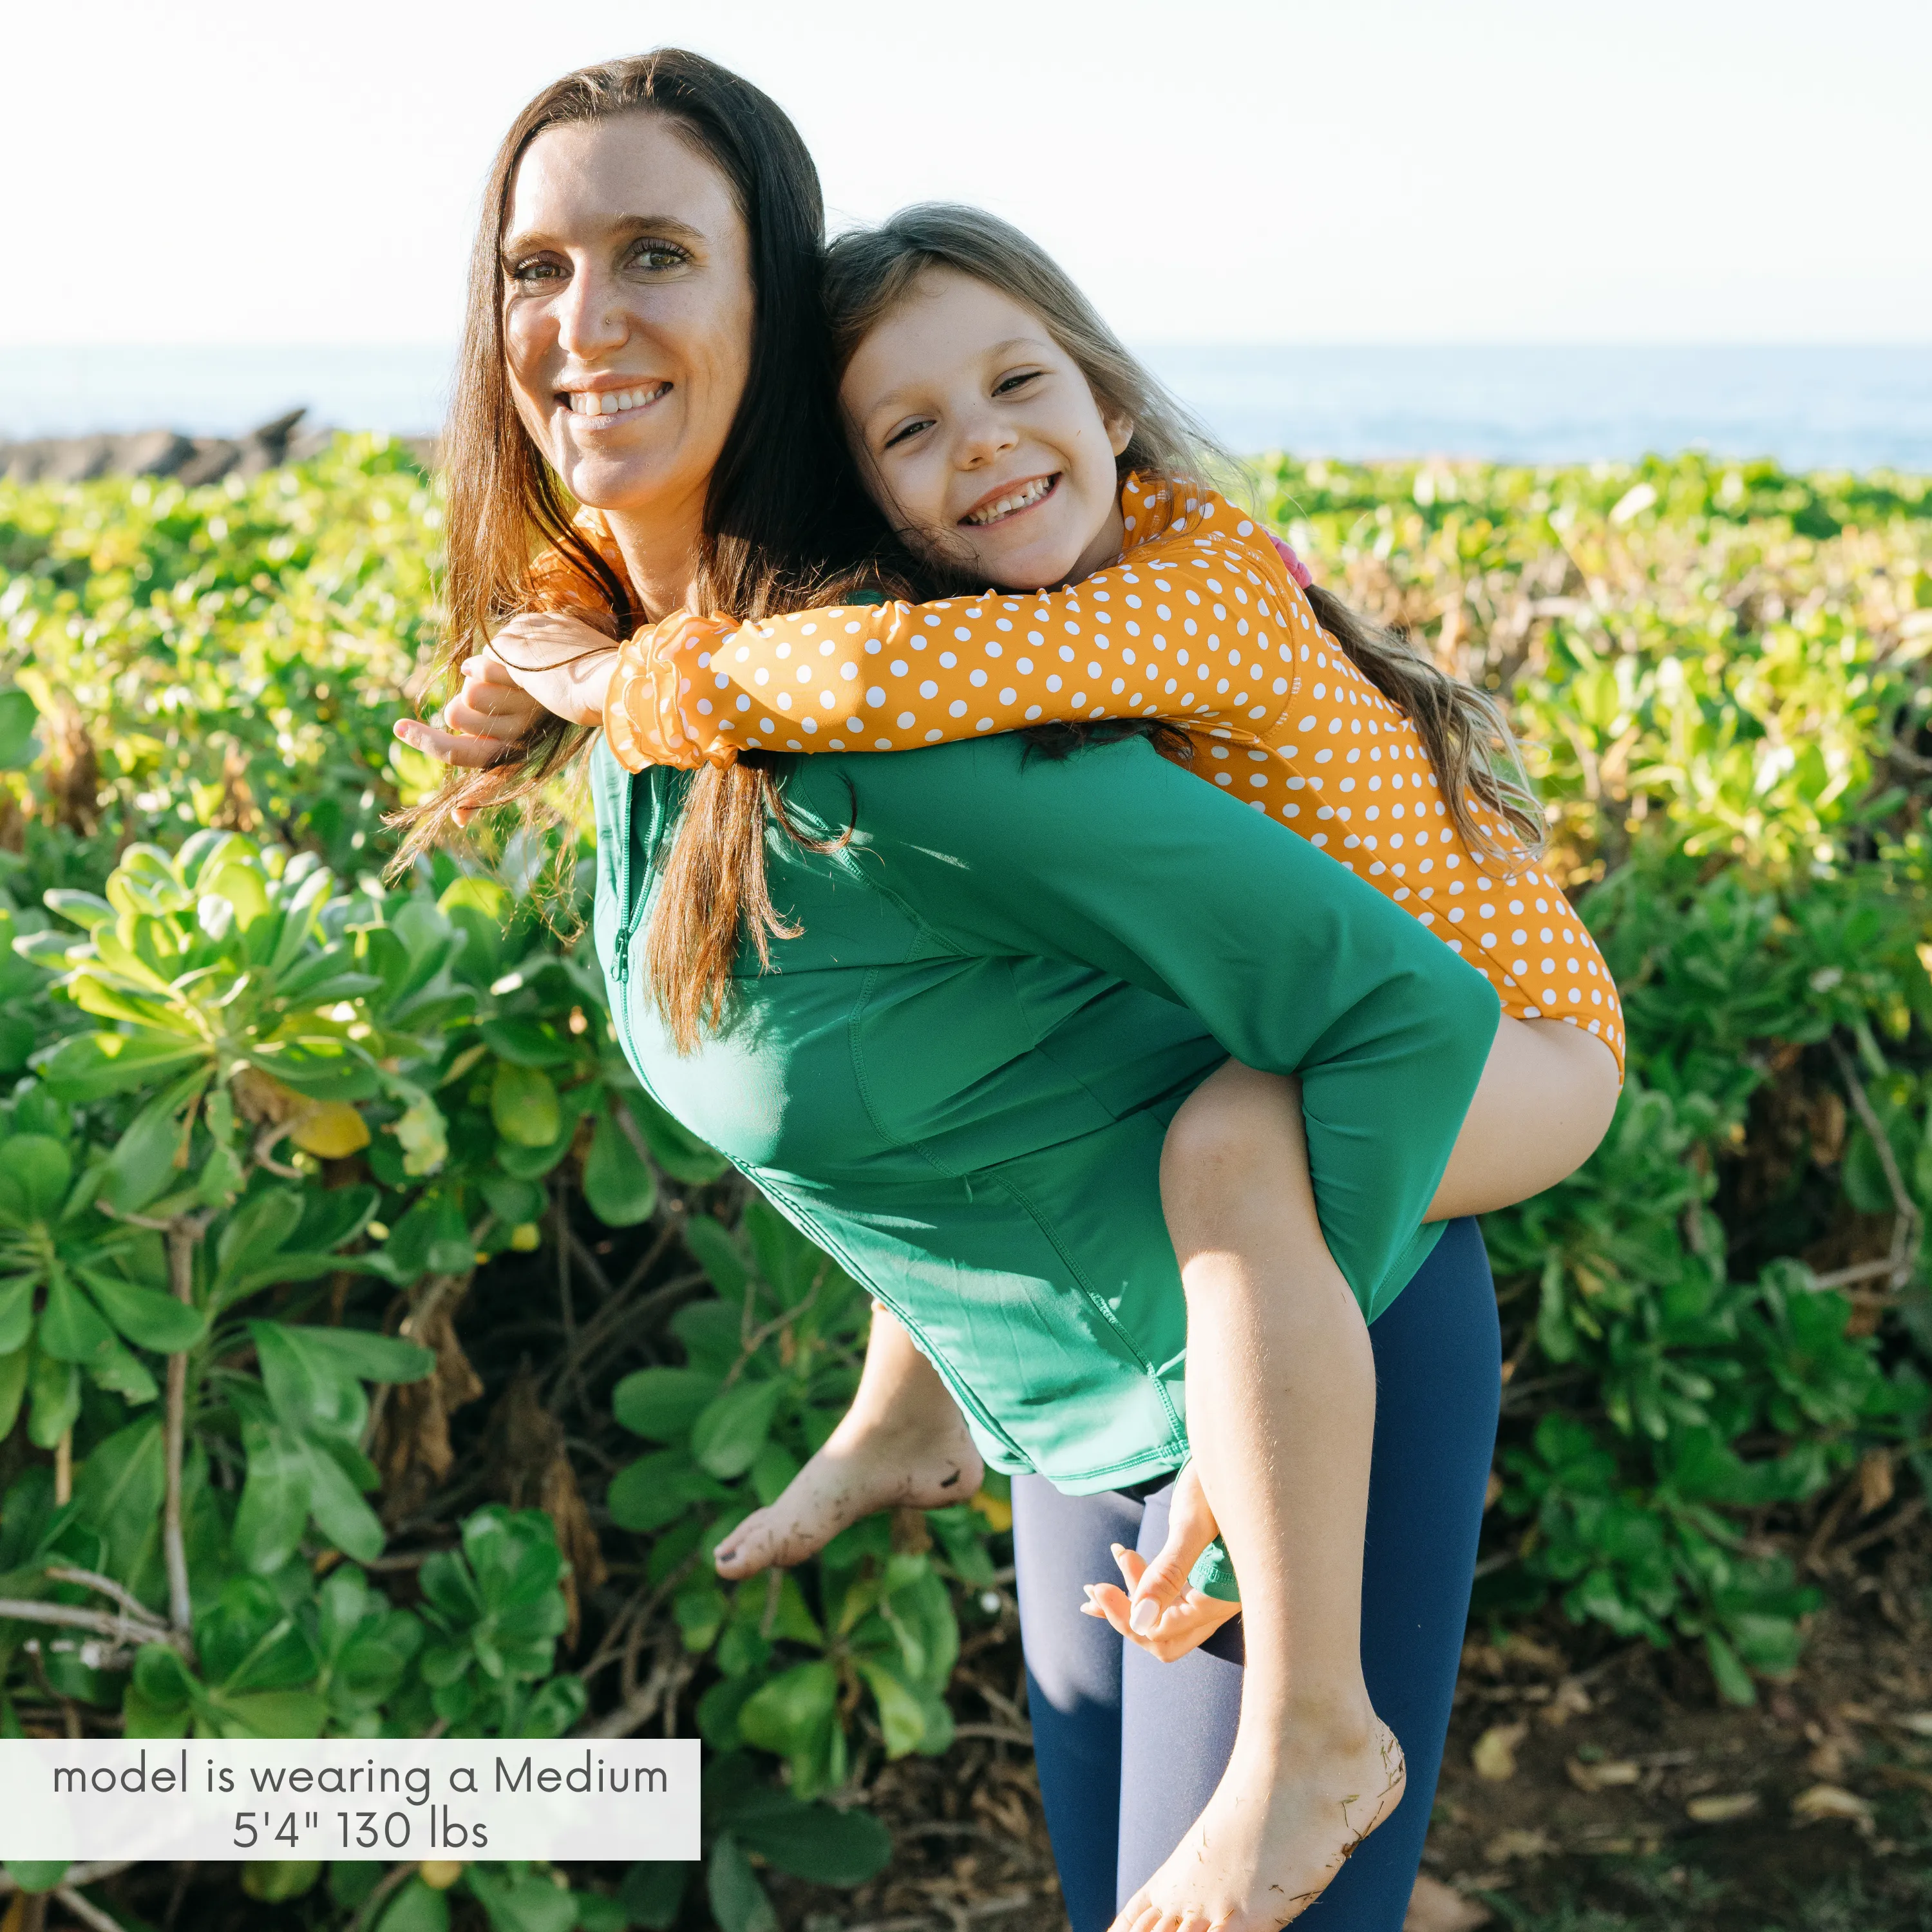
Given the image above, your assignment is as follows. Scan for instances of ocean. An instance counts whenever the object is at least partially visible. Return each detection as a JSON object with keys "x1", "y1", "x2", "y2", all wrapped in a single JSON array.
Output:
[{"x1": 3, "y1": 343, "x2": 1928, "y2": 473}]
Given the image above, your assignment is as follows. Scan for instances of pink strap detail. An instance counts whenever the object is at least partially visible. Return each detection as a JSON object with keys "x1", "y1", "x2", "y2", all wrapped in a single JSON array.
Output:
[{"x1": 1266, "y1": 531, "x2": 1314, "y2": 590}]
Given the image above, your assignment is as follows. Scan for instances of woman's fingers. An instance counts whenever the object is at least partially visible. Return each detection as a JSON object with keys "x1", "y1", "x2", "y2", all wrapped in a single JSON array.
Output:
[
  {"x1": 1084, "y1": 1573, "x2": 1239, "y2": 1663},
  {"x1": 392, "y1": 717, "x2": 509, "y2": 769},
  {"x1": 1127, "y1": 1463, "x2": 1221, "y2": 1635}
]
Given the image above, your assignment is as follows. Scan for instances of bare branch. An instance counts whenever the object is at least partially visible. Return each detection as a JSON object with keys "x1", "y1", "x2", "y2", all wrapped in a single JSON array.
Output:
[
  {"x1": 0, "y1": 1598, "x2": 186, "y2": 1654},
  {"x1": 55, "y1": 1884, "x2": 129, "y2": 1932},
  {"x1": 1830, "y1": 1037, "x2": 1922, "y2": 1292},
  {"x1": 43, "y1": 1568, "x2": 159, "y2": 1625}
]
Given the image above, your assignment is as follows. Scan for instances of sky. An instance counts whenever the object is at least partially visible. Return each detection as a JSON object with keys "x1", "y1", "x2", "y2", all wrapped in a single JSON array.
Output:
[{"x1": 5, "y1": 0, "x2": 1927, "y2": 349}]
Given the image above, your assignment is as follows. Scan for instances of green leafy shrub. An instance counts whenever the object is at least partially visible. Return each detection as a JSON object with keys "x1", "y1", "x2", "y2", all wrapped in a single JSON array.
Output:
[{"x1": 0, "y1": 438, "x2": 1927, "y2": 1927}]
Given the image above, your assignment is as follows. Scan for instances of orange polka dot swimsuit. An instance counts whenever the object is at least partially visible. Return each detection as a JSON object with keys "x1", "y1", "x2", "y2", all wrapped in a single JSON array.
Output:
[{"x1": 586, "y1": 474, "x2": 1625, "y2": 1074}]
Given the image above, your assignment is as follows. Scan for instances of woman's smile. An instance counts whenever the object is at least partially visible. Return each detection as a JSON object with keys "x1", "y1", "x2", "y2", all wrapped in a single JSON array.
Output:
[{"x1": 558, "y1": 379, "x2": 674, "y2": 421}]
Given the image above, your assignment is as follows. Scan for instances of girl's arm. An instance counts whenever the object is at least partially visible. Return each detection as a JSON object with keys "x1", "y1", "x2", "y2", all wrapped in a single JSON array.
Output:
[{"x1": 597, "y1": 491, "x2": 1306, "y2": 768}]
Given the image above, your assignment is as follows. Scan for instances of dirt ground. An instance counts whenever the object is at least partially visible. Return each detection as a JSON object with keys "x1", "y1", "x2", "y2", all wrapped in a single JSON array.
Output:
[{"x1": 782, "y1": 1521, "x2": 1932, "y2": 1932}]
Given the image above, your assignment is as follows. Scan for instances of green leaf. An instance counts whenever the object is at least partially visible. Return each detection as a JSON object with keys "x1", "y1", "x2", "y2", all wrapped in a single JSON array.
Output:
[
  {"x1": 216, "y1": 1186, "x2": 305, "y2": 1284},
  {"x1": 607, "y1": 1454, "x2": 700, "y2": 1534},
  {"x1": 737, "y1": 1660, "x2": 838, "y2": 1761},
  {"x1": 77, "y1": 1268, "x2": 206, "y2": 1352},
  {"x1": 84, "y1": 1334, "x2": 159, "y2": 1405},
  {"x1": 690, "y1": 1379, "x2": 785, "y2": 1481},
  {"x1": 732, "y1": 1793, "x2": 893, "y2": 1886},
  {"x1": 208, "y1": 1689, "x2": 328, "y2": 1738},
  {"x1": 289, "y1": 1325, "x2": 435, "y2": 1386},
  {"x1": 0, "y1": 1280, "x2": 35, "y2": 1356},
  {"x1": 493, "y1": 1062, "x2": 562, "y2": 1148},
  {"x1": 232, "y1": 1421, "x2": 312, "y2": 1574},
  {"x1": 99, "y1": 1079, "x2": 200, "y2": 1214},
  {"x1": 375, "y1": 1877, "x2": 451, "y2": 1932},
  {"x1": 243, "y1": 1860, "x2": 322, "y2": 1902},
  {"x1": 301, "y1": 1437, "x2": 386, "y2": 1562},
  {"x1": 480, "y1": 1173, "x2": 545, "y2": 1225},
  {"x1": 328, "y1": 1860, "x2": 387, "y2": 1908},
  {"x1": 39, "y1": 1272, "x2": 115, "y2": 1362},
  {"x1": 0, "y1": 1135, "x2": 74, "y2": 1227},
  {"x1": 479, "y1": 1016, "x2": 578, "y2": 1067},
  {"x1": 583, "y1": 1106, "x2": 658, "y2": 1226},
  {"x1": 707, "y1": 1834, "x2": 779, "y2": 1932},
  {"x1": 70, "y1": 1416, "x2": 166, "y2": 1575},
  {"x1": 612, "y1": 1367, "x2": 721, "y2": 1443},
  {"x1": 1705, "y1": 1630, "x2": 1759, "y2": 1707},
  {"x1": 466, "y1": 1866, "x2": 578, "y2": 1932},
  {"x1": 0, "y1": 690, "x2": 41, "y2": 770},
  {"x1": 39, "y1": 1031, "x2": 205, "y2": 1103},
  {"x1": 854, "y1": 1656, "x2": 938, "y2": 1756},
  {"x1": 26, "y1": 1352, "x2": 79, "y2": 1448},
  {"x1": 618, "y1": 1863, "x2": 688, "y2": 1931},
  {"x1": 0, "y1": 1347, "x2": 28, "y2": 1437},
  {"x1": 681, "y1": 1215, "x2": 749, "y2": 1301},
  {"x1": 624, "y1": 1088, "x2": 728, "y2": 1184},
  {"x1": 3, "y1": 1861, "x2": 70, "y2": 1896}
]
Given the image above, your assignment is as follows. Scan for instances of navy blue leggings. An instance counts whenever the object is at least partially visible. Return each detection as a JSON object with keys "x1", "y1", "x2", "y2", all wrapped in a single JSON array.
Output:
[{"x1": 1011, "y1": 1218, "x2": 1499, "y2": 1932}]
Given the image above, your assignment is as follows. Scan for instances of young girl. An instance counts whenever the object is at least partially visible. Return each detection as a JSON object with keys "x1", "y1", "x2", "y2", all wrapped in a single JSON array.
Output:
[{"x1": 412, "y1": 207, "x2": 1620, "y2": 1928}]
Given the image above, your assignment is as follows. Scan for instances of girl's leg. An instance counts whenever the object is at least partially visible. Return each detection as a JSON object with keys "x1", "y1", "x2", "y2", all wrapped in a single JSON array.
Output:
[
  {"x1": 1121, "y1": 1063, "x2": 1403, "y2": 1930},
  {"x1": 1011, "y1": 1474, "x2": 1142, "y2": 1932},
  {"x1": 1113, "y1": 1222, "x2": 1499, "y2": 1929}
]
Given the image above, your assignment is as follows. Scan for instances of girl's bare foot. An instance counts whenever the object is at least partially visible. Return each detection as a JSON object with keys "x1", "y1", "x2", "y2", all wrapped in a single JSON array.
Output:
[
  {"x1": 1111, "y1": 1715, "x2": 1406, "y2": 1932},
  {"x1": 714, "y1": 1405, "x2": 983, "y2": 1579}
]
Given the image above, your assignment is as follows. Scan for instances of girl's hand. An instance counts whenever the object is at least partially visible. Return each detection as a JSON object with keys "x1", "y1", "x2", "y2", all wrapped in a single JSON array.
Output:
[
  {"x1": 1081, "y1": 1463, "x2": 1240, "y2": 1662},
  {"x1": 485, "y1": 611, "x2": 621, "y2": 728}
]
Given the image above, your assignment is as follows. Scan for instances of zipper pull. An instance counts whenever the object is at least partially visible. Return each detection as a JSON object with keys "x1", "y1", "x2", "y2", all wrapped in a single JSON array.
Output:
[{"x1": 613, "y1": 933, "x2": 631, "y2": 983}]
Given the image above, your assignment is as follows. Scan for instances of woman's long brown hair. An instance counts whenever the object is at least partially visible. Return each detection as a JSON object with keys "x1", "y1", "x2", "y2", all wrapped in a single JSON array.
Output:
[{"x1": 386, "y1": 50, "x2": 904, "y2": 1046}]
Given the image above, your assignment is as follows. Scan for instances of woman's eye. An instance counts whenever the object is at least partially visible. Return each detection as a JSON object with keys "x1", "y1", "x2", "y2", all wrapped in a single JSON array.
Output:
[
  {"x1": 509, "y1": 259, "x2": 564, "y2": 289},
  {"x1": 883, "y1": 419, "x2": 931, "y2": 450},
  {"x1": 994, "y1": 371, "x2": 1042, "y2": 396},
  {"x1": 631, "y1": 242, "x2": 690, "y2": 272}
]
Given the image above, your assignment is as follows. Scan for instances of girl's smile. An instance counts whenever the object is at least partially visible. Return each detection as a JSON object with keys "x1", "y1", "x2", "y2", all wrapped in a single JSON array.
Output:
[{"x1": 959, "y1": 469, "x2": 1061, "y2": 527}]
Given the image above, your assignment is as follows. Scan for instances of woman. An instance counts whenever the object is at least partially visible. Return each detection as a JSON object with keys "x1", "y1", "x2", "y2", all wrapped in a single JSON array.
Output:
[{"x1": 401, "y1": 51, "x2": 1517, "y2": 1931}]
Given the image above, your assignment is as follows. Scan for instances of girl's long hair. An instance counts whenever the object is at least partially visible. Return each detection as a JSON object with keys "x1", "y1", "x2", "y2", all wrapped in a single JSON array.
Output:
[
  {"x1": 386, "y1": 49, "x2": 906, "y2": 1045},
  {"x1": 822, "y1": 205, "x2": 1546, "y2": 864}
]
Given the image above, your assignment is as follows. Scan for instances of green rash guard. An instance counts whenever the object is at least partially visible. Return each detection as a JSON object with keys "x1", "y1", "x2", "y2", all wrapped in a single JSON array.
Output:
[{"x1": 591, "y1": 731, "x2": 1499, "y2": 1503}]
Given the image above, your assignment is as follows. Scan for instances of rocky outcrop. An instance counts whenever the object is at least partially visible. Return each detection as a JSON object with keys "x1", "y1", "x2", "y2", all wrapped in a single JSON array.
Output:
[{"x1": 0, "y1": 410, "x2": 435, "y2": 484}]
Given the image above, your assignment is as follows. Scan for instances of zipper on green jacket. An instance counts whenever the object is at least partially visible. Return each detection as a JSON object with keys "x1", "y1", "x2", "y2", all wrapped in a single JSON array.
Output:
[{"x1": 610, "y1": 770, "x2": 645, "y2": 1025}]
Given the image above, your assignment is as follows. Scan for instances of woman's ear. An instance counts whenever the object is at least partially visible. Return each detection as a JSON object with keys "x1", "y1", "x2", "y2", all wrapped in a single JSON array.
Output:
[{"x1": 1105, "y1": 411, "x2": 1135, "y2": 459}]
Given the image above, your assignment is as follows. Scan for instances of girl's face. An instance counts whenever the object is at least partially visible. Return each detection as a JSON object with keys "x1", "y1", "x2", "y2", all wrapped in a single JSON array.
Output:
[
  {"x1": 501, "y1": 113, "x2": 753, "y2": 526},
  {"x1": 840, "y1": 269, "x2": 1133, "y2": 590}
]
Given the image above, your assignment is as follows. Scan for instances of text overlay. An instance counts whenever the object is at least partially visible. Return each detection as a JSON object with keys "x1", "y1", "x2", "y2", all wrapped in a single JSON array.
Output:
[{"x1": 0, "y1": 1739, "x2": 700, "y2": 1861}]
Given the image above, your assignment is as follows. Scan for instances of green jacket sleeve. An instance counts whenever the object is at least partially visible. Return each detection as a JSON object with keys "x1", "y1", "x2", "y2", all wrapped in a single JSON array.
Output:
[{"x1": 838, "y1": 735, "x2": 1501, "y2": 1315}]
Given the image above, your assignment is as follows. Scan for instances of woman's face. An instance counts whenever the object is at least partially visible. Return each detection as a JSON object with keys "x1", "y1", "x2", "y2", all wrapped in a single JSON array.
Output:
[
  {"x1": 840, "y1": 269, "x2": 1132, "y2": 591},
  {"x1": 502, "y1": 113, "x2": 753, "y2": 525}
]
